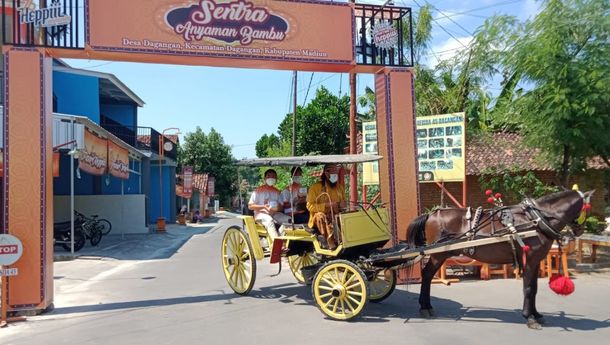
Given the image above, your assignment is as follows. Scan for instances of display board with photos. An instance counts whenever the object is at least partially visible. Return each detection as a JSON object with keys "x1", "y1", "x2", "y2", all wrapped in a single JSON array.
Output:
[
  {"x1": 362, "y1": 121, "x2": 379, "y2": 185},
  {"x1": 415, "y1": 113, "x2": 465, "y2": 182}
]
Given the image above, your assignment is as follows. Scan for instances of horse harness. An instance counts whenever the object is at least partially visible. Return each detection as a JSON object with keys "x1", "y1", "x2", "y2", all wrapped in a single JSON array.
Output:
[{"x1": 457, "y1": 198, "x2": 575, "y2": 270}]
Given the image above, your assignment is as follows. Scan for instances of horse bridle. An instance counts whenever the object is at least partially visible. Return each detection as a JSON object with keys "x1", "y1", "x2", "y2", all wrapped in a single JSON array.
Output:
[{"x1": 521, "y1": 193, "x2": 586, "y2": 241}]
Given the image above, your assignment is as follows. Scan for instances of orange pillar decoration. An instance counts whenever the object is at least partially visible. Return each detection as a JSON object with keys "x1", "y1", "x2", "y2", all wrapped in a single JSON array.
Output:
[
  {"x1": 375, "y1": 68, "x2": 421, "y2": 283},
  {"x1": 3, "y1": 48, "x2": 54, "y2": 311},
  {"x1": 375, "y1": 68, "x2": 420, "y2": 243}
]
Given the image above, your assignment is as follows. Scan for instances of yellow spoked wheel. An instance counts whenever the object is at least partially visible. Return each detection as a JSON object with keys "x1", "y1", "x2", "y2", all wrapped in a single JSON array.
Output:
[
  {"x1": 312, "y1": 260, "x2": 368, "y2": 320},
  {"x1": 288, "y1": 251, "x2": 319, "y2": 284},
  {"x1": 368, "y1": 269, "x2": 396, "y2": 303},
  {"x1": 221, "y1": 226, "x2": 256, "y2": 295}
]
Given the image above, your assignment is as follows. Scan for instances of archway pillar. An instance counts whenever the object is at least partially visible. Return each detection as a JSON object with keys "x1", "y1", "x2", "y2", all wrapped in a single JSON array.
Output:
[
  {"x1": 3, "y1": 48, "x2": 54, "y2": 312},
  {"x1": 374, "y1": 68, "x2": 420, "y2": 244}
]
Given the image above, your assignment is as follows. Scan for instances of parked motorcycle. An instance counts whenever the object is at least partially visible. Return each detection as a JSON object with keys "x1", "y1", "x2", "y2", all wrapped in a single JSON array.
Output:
[{"x1": 53, "y1": 219, "x2": 86, "y2": 252}]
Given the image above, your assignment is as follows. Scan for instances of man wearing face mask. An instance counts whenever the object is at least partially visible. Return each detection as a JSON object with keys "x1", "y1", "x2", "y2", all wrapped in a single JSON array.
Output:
[
  {"x1": 306, "y1": 164, "x2": 346, "y2": 249},
  {"x1": 248, "y1": 169, "x2": 289, "y2": 239},
  {"x1": 280, "y1": 167, "x2": 309, "y2": 224}
]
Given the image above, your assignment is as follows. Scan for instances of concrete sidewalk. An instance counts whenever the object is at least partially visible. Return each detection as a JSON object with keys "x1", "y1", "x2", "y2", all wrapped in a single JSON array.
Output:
[{"x1": 53, "y1": 212, "x2": 237, "y2": 261}]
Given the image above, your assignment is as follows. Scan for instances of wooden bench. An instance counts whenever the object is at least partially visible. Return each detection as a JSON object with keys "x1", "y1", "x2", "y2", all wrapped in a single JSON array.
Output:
[{"x1": 577, "y1": 235, "x2": 610, "y2": 263}]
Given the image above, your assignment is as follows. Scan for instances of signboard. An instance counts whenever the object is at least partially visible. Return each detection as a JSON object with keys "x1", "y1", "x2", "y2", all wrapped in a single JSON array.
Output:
[
  {"x1": 18, "y1": 0, "x2": 72, "y2": 28},
  {"x1": 79, "y1": 130, "x2": 108, "y2": 176},
  {"x1": 207, "y1": 176, "x2": 215, "y2": 197},
  {"x1": 362, "y1": 121, "x2": 379, "y2": 185},
  {"x1": 371, "y1": 21, "x2": 398, "y2": 50},
  {"x1": 183, "y1": 166, "x2": 193, "y2": 197},
  {"x1": 0, "y1": 268, "x2": 18, "y2": 277},
  {"x1": 416, "y1": 113, "x2": 465, "y2": 182},
  {"x1": 108, "y1": 141, "x2": 130, "y2": 180},
  {"x1": 0, "y1": 234, "x2": 23, "y2": 266},
  {"x1": 88, "y1": 0, "x2": 354, "y2": 65}
]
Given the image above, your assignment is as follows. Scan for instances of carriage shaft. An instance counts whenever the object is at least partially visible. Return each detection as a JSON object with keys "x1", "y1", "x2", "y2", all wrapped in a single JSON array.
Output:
[{"x1": 367, "y1": 230, "x2": 540, "y2": 264}]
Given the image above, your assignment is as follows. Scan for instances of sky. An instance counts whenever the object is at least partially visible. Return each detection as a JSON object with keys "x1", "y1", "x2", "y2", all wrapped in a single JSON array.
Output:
[{"x1": 65, "y1": 0, "x2": 541, "y2": 159}]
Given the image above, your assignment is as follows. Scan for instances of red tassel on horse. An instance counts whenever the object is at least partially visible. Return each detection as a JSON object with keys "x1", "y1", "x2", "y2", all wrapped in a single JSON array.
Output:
[{"x1": 549, "y1": 274, "x2": 575, "y2": 296}]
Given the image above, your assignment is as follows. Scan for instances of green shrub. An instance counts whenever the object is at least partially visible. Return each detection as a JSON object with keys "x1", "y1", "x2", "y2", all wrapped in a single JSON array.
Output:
[{"x1": 584, "y1": 216, "x2": 606, "y2": 235}]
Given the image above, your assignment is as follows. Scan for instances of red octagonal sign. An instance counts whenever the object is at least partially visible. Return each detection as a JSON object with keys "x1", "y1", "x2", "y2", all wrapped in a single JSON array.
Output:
[{"x1": 0, "y1": 234, "x2": 23, "y2": 266}]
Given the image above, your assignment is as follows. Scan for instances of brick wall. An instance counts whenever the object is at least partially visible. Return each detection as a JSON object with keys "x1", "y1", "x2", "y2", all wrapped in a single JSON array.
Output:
[{"x1": 418, "y1": 170, "x2": 607, "y2": 216}]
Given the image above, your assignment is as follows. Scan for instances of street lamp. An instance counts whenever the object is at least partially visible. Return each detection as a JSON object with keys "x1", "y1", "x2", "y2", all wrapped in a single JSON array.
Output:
[{"x1": 157, "y1": 127, "x2": 181, "y2": 232}]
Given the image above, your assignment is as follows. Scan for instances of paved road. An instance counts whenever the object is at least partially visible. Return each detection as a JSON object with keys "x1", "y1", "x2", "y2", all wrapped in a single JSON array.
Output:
[{"x1": 2, "y1": 219, "x2": 610, "y2": 345}]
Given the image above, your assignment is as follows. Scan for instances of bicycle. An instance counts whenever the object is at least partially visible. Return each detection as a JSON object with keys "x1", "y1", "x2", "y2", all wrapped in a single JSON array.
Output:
[{"x1": 75, "y1": 211, "x2": 112, "y2": 246}]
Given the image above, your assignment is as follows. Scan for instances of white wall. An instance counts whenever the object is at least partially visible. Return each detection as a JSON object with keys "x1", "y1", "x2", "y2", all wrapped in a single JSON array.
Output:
[{"x1": 54, "y1": 194, "x2": 148, "y2": 234}]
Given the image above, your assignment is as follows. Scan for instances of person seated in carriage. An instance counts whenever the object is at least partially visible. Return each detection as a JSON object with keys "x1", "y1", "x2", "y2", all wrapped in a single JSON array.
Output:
[
  {"x1": 279, "y1": 167, "x2": 310, "y2": 225},
  {"x1": 248, "y1": 169, "x2": 290, "y2": 239},
  {"x1": 307, "y1": 163, "x2": 346, "y2": 250}
]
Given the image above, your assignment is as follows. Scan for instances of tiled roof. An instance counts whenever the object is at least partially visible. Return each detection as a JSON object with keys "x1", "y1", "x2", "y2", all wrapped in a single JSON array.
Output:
[
  {"x1": 466, "y1": 132, "x2": 608, "y2": 175},
  {"x1": 176, "y1": 172, "x2": 209, "y2": 194},
  {"x1": 466, "y1": 132, "x2": 554, "y2": 175}
]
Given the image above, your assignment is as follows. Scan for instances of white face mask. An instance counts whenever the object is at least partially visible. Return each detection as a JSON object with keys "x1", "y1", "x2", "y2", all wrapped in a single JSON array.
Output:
[
  {"x1": 265, "y1": 178, "x2": 276, "y2": 186},
  {"x1": 292, "y1": 176, "x2": 302, "y2": 184},
  {"x1": 328, "y1": 174, "x2": 339, "y2": 183}
]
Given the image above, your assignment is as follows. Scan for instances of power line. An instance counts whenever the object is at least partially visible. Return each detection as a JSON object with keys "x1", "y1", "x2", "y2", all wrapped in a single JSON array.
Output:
[
  {"x1": 425, "y1": 0, "x2": 473, "y2": 36},
  {"x1": 411, "y1": 0, "x2": 469, "y2": 49}
]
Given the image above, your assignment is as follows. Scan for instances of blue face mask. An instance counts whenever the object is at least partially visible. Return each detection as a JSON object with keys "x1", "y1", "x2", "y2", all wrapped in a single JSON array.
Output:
[{"x1": 329, "y1": 174, "x2": 339, "y2": 183}]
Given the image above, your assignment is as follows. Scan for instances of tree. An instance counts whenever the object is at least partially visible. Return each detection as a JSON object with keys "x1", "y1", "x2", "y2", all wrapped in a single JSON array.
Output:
[
  {"x1": 255, "y1": 133, "x2": 280, "y2": 158},
  {"x1": 503, "y1": 0, "x2": 610, "y2": 186},
  {"x1": 276, "y1": 86, "x2": 350, "y2": 156},
  {"x1": 179, "y1": 127, "x2": 237, "y2": 206}
]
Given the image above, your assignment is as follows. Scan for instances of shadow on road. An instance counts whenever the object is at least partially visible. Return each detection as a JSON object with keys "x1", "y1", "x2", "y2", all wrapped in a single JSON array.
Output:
[{"x1": 46, "y1": 280, "x2": 610, "y2": 331}]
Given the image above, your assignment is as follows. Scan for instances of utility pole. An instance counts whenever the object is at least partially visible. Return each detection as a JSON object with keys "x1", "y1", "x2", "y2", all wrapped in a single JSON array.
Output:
[{"x1": 292, "y1": 71, "x2": 297, "y2": 156}]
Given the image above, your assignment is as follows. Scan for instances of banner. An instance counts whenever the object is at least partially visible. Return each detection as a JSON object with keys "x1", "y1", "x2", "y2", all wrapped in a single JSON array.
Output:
[
  {"x1": 415, "y1": 113, "x2": 465, "y2": 182},
  {"x1": 362, "y1": 121, "x2": 379, "y2": 185},
  {"x1": 207, "y1": 176, "x2": 215, "y2": 197},
  {"x1": 183, "y1": 166, "x2": 193, "y2": 198},
  {"x1": 53, "y1": 152, "x2": 60, "y2": 178},
  {"x1": 88, "y1": 0, "x2": 354, "y2": 65},
  {"x1": 79, "y1": 130, "x2": 108, "y2": 176},
  {"x1": 108, "y1": 141, "x2": 130, "y2": 180}
]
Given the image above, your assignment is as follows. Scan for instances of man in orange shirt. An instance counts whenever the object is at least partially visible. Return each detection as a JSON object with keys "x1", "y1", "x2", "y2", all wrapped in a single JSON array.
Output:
[{"x1": 306, "y1": 164, "x2": 346, "y2": 249}]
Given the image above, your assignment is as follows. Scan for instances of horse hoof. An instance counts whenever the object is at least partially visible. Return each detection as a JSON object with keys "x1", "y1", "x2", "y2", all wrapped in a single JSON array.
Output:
[
  {"x1": 420, "y1": 308, "x2": 435, "y2": 318},
  {"x1": 535, "y1": 316, "x2": 546, "y2": 325},
  {"x1": 527, "y1": 318, "x2": 543, "y2": 330}
]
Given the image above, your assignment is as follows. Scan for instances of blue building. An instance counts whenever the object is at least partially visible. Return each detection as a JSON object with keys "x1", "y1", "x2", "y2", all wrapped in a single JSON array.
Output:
[{"x1": 51, "y1": 60, "x2": 177, "y2": 233}]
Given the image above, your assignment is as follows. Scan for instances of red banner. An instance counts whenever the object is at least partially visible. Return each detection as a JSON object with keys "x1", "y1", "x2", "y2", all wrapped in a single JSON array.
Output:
[
  {"x1": 79, "y1": 130, "x2": 108, "y2": 176},
  {"x1": 108, "y1": 141, "x2": 130, "y2": 180},
  {"x1": 53, "y1": 152, "x2": 60, "y2": 177},
  {"x1": 183, "y1": 166, "x2": 193, "y2": 198},
  {"x1": 207, "y1": 176, "x2": 215, "y2": 197}
]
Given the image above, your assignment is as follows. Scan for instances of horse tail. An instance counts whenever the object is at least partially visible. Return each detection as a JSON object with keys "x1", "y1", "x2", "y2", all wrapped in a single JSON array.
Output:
[{"x1": 407, "y1": 214, "x2": 429, "y2": 248}]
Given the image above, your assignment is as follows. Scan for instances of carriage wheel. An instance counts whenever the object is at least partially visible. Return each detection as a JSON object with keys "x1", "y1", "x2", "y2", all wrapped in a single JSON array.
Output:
[
  {"x1": 221, "y1": 226, "x2": 256, "y2": 295},
  {"x1": 312, "y1": 260, "x2": 368, "y2": 320},
  {"x1": 368, "y1": 269, "x2": 396, "y2": 303},
  {"x1": 288, "y1": 251, "x2": 319, "y2": 284}
]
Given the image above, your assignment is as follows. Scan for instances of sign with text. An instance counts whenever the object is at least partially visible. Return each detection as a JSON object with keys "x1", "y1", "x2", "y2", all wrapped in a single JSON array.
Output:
[
  {"x1": 88, "y1": 0, "x2": 354, "y2": 65},
  {"x1": 0, "y1": 234, "x2": 24, "y2": 266},
  {"x1": 416, "y1": 113, "x2": 465, "y2": 182},
  {"x1": 207, "y1": 176, "x2": 215, "y2": 197},
  {"x1": 79, "y1": 130, "x2": 108, "y2": 176},
  {"x1": 362, "y1": 121, "x2": 379, "y2": 185},
  {"x1": 183, "y1": 166, "x2": 193, "y2": 197},
  {"x1": 0, "y1": 267, "x2": 18, "y2": 276},
  {"x1": 108, "y1": 141, "x2": 130, "y2": 180},
  {"x1": 18, "y1": 0, "x2": 72, "y2": 28}
]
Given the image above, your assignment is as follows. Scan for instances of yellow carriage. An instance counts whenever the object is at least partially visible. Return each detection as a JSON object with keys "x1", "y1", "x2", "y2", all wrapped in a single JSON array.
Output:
[{"x1": 221, "y1": 154, "x2": 402, "y2": 320}]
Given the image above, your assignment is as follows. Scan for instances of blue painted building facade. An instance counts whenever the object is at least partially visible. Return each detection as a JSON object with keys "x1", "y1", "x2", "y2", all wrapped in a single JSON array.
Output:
[{"x1": 52, "y1": 60, "x2": 178, "y2": 226}]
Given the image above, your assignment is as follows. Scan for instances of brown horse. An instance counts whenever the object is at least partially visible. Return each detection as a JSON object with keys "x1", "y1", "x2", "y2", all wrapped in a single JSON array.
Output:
[{"x1": 406, "y1": 189, "x2": 593, "y2": 329}]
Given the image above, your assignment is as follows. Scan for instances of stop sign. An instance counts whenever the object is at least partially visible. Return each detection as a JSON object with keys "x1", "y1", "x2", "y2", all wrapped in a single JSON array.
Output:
[{"x1": 0, "y1": 234, "x2": 23, "y2": 266}]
